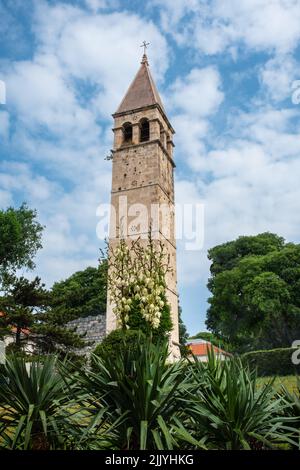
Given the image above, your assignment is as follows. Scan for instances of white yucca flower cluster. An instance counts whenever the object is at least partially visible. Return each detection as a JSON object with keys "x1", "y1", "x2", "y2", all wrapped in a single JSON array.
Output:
[{"x1": 108, "y1": 237, "x2": 170, "y2": 330}]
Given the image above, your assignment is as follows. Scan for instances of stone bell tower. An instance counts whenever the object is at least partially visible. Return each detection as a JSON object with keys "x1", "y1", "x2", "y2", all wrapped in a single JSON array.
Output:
[{"x1": 106, "y1": 51, "x2": 180, "y2": 358}]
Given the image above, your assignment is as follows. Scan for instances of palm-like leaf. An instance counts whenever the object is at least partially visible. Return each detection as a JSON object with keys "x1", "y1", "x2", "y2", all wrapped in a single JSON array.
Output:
[
  {"x1": 77, "y1": 337, "x2": 195, "y2": 449},
  {"x1": 0, "y1": 355, "x2": 78, "y2": 449},
  {"x1": 183, "y1": 349, "x2": 294, "y2": 450},
  {"x1": 1, "y1": 343, "x2": 296, "y2": 450},
  {"x1": 278, "y1": 377, "x2": 300, "y2": 449}
]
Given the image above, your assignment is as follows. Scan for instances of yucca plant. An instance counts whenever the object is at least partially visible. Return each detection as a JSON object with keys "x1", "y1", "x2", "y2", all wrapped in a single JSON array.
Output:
[
  {"x1": 77, "y1": 336, "x2": 203, "y2": 450},
  {"x1": 0, "y1": 355, "x2": 79, "y2": 449},
  {"x1": 278, "y1": 378, "x2": 300, "y2": 449},
  {"x1": 183, "y1": 349, "x2": 293, "y2": 450}
]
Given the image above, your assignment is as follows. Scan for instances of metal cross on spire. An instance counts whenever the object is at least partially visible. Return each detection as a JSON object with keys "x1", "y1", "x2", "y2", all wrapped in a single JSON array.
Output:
[{"x1": 140, "y1": 40, "x2": 150, "y2": 55}]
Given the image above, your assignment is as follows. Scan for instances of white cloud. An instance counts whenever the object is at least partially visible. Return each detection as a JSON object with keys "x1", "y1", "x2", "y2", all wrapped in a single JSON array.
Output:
[
  {"x1": 169, "y1": 67, "x2": 224, "y2": 117},
  {"x1": 228, "y1": 108, "x2": 300, "y2": 159},
  {"x1": 1, "y1": 1, "x2": 169, "y2": 289},
  {"x1": 6, "y1": 55, "x2": 99, "y2": 140},
  {"x1": 0, "y1": 110, "x2": 9, "y2": 141},
  {"x1": 0, "y1": 157, "x2": 110, "y2": 287},
  {"x1": 172, "y1": 114, "x2": 207, "y2": 165},
  {"x1": 0, "y1": 190, "x2": 12, "y2": 207},
  {"x1": 3, "y1": 0, "x2": 300, "y2": 335},
  {"x1": 84, "y1": 0, "x2": 119, "y2": 12},
  {"x1": 174, "y1": 178, "x2": 207, "y2": 287},
  {"x1": 260, "y1": 55, "x2": 300, "y2": 102},
  {"x1": 172, "y1": 100, "x2": 300, "y2": 292},
  {"x1": 0, "y1": 79, "x2": 6, "y2": 105},
  {"x1": 166, "y1": 66, "x2": 223, "y2": 171},
  {"x1": 33, "y1": 2, "x2": 168, "y2": 116},
  {"x1": 153, "y1": 0, "x2": 300, "y2": 55},
  {"x1": 0, "y1": 161, "x2": 60, "y2": 203}
]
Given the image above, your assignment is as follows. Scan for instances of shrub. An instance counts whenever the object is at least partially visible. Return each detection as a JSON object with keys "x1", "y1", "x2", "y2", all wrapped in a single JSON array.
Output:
[
  {"x1": 183, "y1": 349, "x2": 293, "y2": 449},
  {"x1": 0, "y1": 355, "x2": 78, "y2": 449},
  {"x1": 81, "y1": 337, "x2": 202, "y2": 450},
  {"x1": 242, "y1": 347, "x2": 300, "y2": 377},
  {"x1": 92, "y1": 329, "x2": 145, "y2": 364},
  {"x1": 1, "y1": 343, "x2": 298, "y2": 450},
  {"x1": 278, "y1": 378, "x2": 300, "y2": 449}
]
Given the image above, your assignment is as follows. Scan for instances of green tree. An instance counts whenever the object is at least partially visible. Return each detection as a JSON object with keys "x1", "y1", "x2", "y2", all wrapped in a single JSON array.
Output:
[
  {"x1": 178, "y1": 305, "x2": 189, "y2": 345},
  {"x1": 0, "y1": 203, "x2": 43, "y2": 279},
  {"x1": 50, "y1": 261, "x2": 107, "y2": 320},
  {"x1": 207, "y1": 232, "x2": 300, "y2": 351},
  {"x1": 209, "y1": 232, "x2": 285, "y2": 276},
  {"x1": 92, "y1": 329, "x2": 144, "y2": 363},
  {"x1": 38, "y1": 261, "x2": 108, "y2": 354},
  {"x1": 178, "y1": 305, "x2": 189, "y2": 356},
  {"x1": 0, "y1": 275, "x2": 85, "y2": 355},
  {"x1": 31, "y1": 317, "x2": 86, "y2": 355},
  {"x1": 0, "y1": 276, "x2": 47, "y2": 351}
]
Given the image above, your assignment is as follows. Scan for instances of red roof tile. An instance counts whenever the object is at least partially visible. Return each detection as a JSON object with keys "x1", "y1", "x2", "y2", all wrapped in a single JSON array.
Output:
[
  {"x1": 0, "y1": 311, "x2": 30, "y2": 336},
  {"x1": 188, "y1": 342, "x2": 230, "y2": 357}
]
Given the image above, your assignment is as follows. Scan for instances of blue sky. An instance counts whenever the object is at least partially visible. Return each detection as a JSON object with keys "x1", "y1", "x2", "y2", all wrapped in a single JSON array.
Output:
[{"x1": 1, "y1": 0, "x2": 300, "y2": 335}]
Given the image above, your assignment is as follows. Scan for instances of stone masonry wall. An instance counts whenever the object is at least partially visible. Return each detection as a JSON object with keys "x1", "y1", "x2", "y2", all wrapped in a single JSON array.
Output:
[
  {"x1": 68, "y1": 314, "x2": 106, "y2": 355},
  {"x1": 107, "y1": 104, "x2": 179, "y2": 360}
]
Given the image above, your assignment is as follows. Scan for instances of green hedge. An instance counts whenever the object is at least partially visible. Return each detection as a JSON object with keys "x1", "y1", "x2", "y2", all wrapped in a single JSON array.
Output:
[
  {"x1": 242, "y1": 347, "x2": 300, "y2": 376},
  {"x1": 92, "y1": 329, "x2": 146, "y2": 363}
]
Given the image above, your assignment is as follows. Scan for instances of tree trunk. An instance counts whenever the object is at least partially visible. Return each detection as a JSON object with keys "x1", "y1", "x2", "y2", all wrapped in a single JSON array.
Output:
[{"x1": 16, "y1": 326, "x2": 21, "y2": 349}]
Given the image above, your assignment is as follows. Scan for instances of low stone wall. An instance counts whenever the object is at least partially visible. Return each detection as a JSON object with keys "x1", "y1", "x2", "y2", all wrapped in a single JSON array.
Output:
[{"x1": 67, "y1": 314, "x2": 106, "y2": 355}]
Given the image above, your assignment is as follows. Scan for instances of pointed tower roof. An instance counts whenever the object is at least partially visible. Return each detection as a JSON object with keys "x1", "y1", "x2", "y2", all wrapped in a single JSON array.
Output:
[{"x1": 114, "y1": 54, "x2": 165, "y2": 115}]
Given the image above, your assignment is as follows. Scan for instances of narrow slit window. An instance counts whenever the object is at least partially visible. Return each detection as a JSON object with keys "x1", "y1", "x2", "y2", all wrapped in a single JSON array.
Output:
[{"x1": 140, "y1": 119, "x2": 150, "y2": 142}]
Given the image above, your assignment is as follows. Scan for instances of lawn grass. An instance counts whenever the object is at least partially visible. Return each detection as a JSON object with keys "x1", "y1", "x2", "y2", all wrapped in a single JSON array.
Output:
[{"x1": 257, "y1": 375, "x2": 299, "y2": 394}]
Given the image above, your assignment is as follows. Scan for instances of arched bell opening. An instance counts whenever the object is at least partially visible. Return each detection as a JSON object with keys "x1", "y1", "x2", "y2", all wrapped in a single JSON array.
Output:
[{"x1": 123, "y1": 122, "x2": 133, "y2": 143}]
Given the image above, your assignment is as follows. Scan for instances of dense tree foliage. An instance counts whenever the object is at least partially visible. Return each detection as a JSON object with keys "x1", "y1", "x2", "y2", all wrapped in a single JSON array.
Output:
[
  {"x1": 178, "y1": 305, "x2": 189, "y2": 356},
  {"x1": 0, "y1": 276, "x2": 47, "y2": 350},
  {"x1": 93, "y1": 329, "x2": 145, "y2": 363},
  {"x1": 0, "y1": 275, "x2": 85, "y2": 355},
  {"x1": 50, "y1": 262, "x2": 107, "y2": 320},
  {"x1": 0, "y1": 203, "x2": 90, "y2": 355},
  {"x1": 178, "y1": 305, "x2": 189, "y2": 345},
  {"x1": 207, "y1": 232, "x2": 300, "y2": 351},
  {"x1": 0, "y1": 204, "x2": 43, "y2": 279}
]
